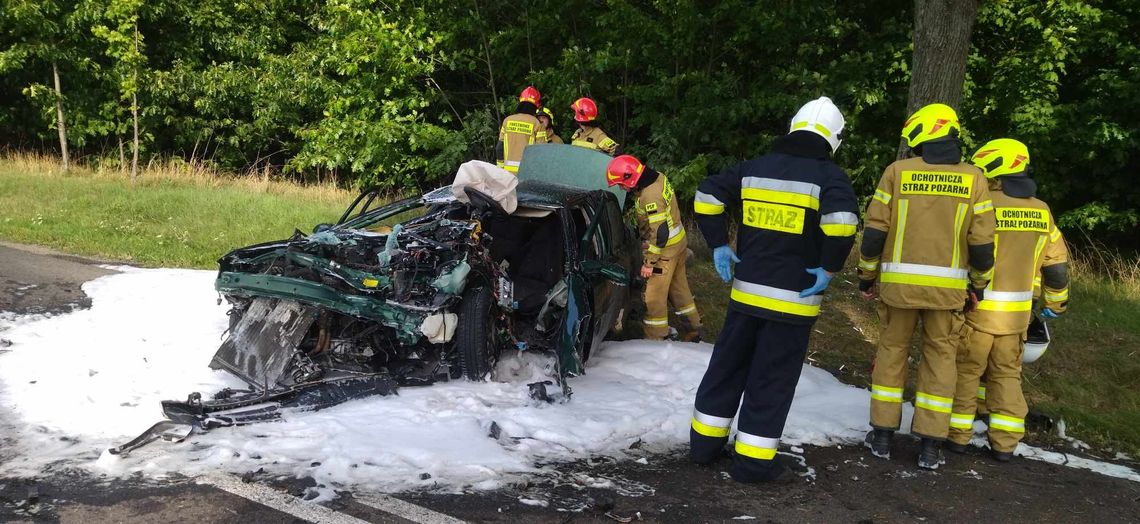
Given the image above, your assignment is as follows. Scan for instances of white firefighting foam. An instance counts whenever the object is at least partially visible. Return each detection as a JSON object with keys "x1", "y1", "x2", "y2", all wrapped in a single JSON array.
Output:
[{"x1": 0, "y1": 267, "x2": 1135, "y2": 497}]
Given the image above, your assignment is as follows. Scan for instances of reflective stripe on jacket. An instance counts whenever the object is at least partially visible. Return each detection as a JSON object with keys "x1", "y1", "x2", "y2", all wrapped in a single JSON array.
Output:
[
  {"x1": 968, "y1": 187, "x2": 1069, "y2": 335},
  {"x1": 694, "y1": 133, "x2": 859, "y2": 324},
  {"x1": 636, "y1": 174, "x2": 686, "y2": 265},
  {"x1": 859, "y1": 157, "x2": 996, "y2": 310},
  {"x1": 496, "y1": 113, "x2": 545, "y2": 173},
  {"x1": 570, "y1": 126, "x2": 619, "y2": 156}
]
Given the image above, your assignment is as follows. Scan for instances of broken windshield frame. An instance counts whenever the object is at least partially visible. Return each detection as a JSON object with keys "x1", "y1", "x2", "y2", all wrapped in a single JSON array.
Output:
[{"x1": 336, "y1": 195, "x2": 424, "y2": 230}]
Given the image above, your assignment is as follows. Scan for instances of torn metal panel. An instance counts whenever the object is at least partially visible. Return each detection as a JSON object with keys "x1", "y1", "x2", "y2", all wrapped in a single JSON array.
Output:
[
  {"x1": 210, "y1": 297, "x2": 318, "y2": 389},
  {"x1": 215, "y1": 272, "x2": 423, "y2": 343}
]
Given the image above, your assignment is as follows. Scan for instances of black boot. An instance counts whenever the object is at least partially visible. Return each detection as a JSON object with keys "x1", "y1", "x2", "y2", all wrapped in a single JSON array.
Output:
[
  {"x1": 730, "y1": 455, "x2": 798, "y2": 484},
  {"x1": 917, "y1": 438, "x2": 945, "y2": 470},
  {"x1": 945, "y1": 441, "x2": 968, "y2": 454},
  {"x1": 991, "y1": 449, "x2": 1013, "y2": 463},
  {"x1": 864, "y1": 429, "x2": 893, "y2": 459}
]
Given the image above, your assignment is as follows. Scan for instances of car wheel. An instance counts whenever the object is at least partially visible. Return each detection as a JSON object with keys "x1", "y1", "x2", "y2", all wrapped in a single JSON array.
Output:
[{"x1": 456, "y1": 286, "x2": 498, "y2": 380}]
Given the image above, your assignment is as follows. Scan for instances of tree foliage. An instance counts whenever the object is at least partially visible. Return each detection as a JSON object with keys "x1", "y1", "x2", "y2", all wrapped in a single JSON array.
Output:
[{"x1": 1, "y1": 0, "x2": 1137, "y2": 237}]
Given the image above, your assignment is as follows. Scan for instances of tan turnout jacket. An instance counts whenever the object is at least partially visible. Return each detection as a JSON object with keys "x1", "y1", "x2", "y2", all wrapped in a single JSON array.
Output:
[
  {"x1": 967, "y1": 183, "x2": 1069, "y2": 335},
  {"x1": 859, "y1": 156, "x2": 997, "y2": 310},
  {"x1": 635, "y1": 174, "x2": 686, "y2": 266},
  {"x1": 571, "y1": 125, "x2": 619, "y2": 156},
  {"x1": 496, "y1": 113, "x2": 546, "y2": 173}
]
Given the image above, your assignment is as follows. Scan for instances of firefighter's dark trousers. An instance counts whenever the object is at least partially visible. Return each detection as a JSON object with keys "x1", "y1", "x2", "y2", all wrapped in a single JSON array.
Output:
[{"x1": 690, "y1": 310, "x2": 811, "y2": 482}]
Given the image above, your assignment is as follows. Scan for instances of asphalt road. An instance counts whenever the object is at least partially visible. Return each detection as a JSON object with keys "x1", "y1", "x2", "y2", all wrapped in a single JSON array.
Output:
[{"x1": 1, "y1": 241, "x2": 1138, "y2": 523}]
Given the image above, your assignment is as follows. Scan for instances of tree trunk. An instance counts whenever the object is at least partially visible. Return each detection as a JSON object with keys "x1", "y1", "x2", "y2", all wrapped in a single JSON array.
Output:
[
  {"x1": 471, "y1": 0, "x2": 500, "y2": 121},
  {"x1": 899, "y1": 0, "x2": 979, "y2": 158},
  {"x1": 131, "y1": 92, "x2": 139, "y2": 184},
  {"x1": 524, "y1": 7, "x2": 533, "y2": 73},
  {"x1": 130, "y1": 22, "x2": 140, "y2": 185},
  {"x1": 52, "y1": 61, "x2": 69, "y2": 171},
  {"x1": 118, "y1": 137, "x2": 125, "y2": 171}
]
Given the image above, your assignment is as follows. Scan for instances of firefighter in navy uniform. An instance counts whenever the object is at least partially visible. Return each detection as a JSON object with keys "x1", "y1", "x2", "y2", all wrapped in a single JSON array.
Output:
[
  {"x1": 495, "y1": 86, "x2": 547, "y2": 173},
  {"x1": 946, "y1": 138, "x2": 1070, "y2": 462},
  {"x1": 858, "y1": 103, "x2": 996, "y2": 470},
  {"x1": 690, "y1": 97, "x2": 859, "y2": 482},
  {"x1": 605, "y1": 155, "x2": 702, "y2": 341}
]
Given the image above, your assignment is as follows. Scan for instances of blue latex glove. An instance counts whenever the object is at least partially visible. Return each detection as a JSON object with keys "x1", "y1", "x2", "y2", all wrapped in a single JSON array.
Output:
[
  {"x1": 799, "y1": 267, "x2": 834, "y2": 297},
  {"x1": 1041, "y1": 308, "x2": 1060, "y2": 319},
  {"x1": 713, "y1": 245, "x2": 740, "y2": 283}
]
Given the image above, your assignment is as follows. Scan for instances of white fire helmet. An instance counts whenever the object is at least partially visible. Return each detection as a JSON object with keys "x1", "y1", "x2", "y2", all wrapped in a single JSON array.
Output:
[
  {"x1": 1023, "y1": 314, "x2": 1051, "y2": 364},
  {"x1": 789, "y1": 96, "x2": 845, "y2": 153}
]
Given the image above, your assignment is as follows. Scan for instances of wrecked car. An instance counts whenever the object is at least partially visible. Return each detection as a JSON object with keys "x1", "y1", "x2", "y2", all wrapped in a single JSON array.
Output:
[{"x1": 112, "y1": 144, "x2": 641, "y2": 454}]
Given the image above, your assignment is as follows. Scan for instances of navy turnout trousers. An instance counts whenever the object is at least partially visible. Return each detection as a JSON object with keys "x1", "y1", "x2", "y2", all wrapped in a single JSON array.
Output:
[{"x1": 689, "y1": 309, "x2": 812, "y2": 482}]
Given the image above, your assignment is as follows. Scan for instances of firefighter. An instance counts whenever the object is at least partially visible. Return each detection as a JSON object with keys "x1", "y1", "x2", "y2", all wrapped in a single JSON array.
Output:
[
  {"x1": 538, "y1": 107, "x2": 563, "y2": 144},
  {"x1": 945, "y1": 138, "x2": 1070, "y2": 462},
  {"x1": 496, "y1": 86, "x2": 548, "y2": 173},
  {"x1": 570, "y1": 97, "x2": 620, "y2": 156},
  {"x1": 858, "y1": 103, "x2": 997, "y2": 470},
  {"x1": 606, "y1": 155, "x2": 702, "y2": 341},
  {"x1": 690, "y1": 97, "x2": 859, "y2": 482}
]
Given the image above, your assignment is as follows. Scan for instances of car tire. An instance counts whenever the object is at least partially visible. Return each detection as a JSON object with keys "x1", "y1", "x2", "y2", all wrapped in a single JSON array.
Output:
[{"x1": 456, "y1": 286, "x2": 498, "y2": 380}]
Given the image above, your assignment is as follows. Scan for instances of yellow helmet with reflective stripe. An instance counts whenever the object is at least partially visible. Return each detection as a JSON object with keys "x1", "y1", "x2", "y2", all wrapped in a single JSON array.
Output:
[
  {"x1": 901, "y1": 103, "x2": 961, "y2": 148},
  {"x1": 971, "y1": 138, "x2": 1030, "y2": 178}
]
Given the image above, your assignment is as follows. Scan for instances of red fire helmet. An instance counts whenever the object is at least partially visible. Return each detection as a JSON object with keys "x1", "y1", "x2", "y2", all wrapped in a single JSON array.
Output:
[
  {"x1": 519, "y1": 86, "x2": 541, "y2": 106},
  {"x1": 606, "y1": 155, "x2": 645, "y2": 190},
  {"x1": 571, "y1": 97, "x2": 598, "y2": 123}
]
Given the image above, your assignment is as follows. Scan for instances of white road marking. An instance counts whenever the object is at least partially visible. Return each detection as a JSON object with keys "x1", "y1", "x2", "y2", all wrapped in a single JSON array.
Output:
[
  {"x1": 199, "y1": 474, "x2": 370, "y2": 524},
  {"x1": 353, "y1": 493, "x2": 467, "y2": 524}
]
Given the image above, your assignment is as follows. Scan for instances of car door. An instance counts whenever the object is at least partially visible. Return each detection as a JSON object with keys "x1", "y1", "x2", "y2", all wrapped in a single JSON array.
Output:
[{"x1": 577, "y1": 193, "x2": 632, "y2": 360}]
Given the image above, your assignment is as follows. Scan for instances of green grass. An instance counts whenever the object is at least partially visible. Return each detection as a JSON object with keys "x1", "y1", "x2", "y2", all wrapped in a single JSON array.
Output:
[
  {"x1": 1025, "y1": 278, "x2": 1140, "y2": 453},
  {"x1": 0, "y1": 157, "x2": 351, "y2": 268},
  {"x1": 4, "y1": 155, "x2": 1138, "y2": 456}
]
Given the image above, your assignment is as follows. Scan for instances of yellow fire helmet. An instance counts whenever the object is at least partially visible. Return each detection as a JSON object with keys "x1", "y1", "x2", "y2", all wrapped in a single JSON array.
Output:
[
  {"x1": 971, "y1": 138, "x2": 1030, "y2": 178},
  {"x1": 540, "y1": 106, "x2": 555, "y2": 125},
  {"x1": 901, "y1": 103, "x2": 961, "y2": 148}
]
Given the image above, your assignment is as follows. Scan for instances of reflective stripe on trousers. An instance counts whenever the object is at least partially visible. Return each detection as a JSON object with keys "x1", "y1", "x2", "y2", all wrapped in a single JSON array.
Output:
[
  {"x1": 915, "y1": 391, "x2": 953, "y2": 414},
  {"x1": 730, "y1": 279, "x2": 822, "y2": 317},
  {"x1": 734, "y1": 431, "x2": 779, "y2": 461},
  {"x1": 691, "y1": 409, "x2": 732, "y2": 438},
  {"x1": 871, "y1": 384, "x2": 903, "y2": 403},
  {"x1": 950, "y1": 412, "x2": 975, "y2": 430},
  {"x1": 988, "y1": 413, "x2": 1025, "y2": 433}
]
